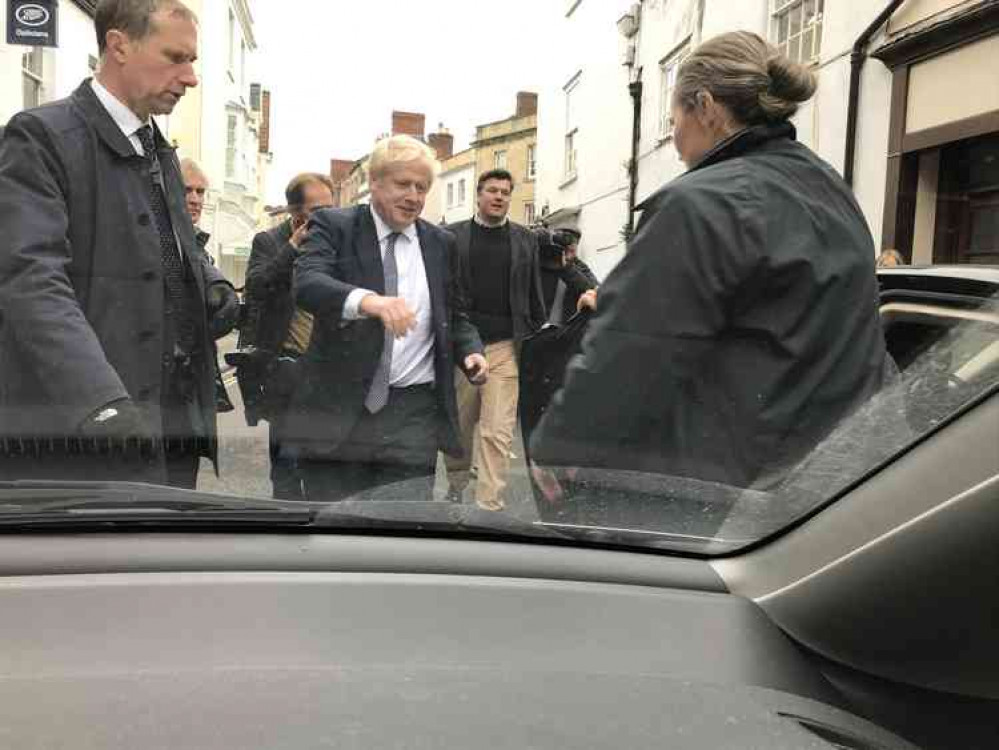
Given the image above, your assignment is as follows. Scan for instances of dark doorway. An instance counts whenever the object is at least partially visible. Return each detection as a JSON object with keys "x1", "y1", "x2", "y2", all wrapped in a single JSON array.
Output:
[{"x1": 936, "y1": 132, "x2": 999, "y2": 264}]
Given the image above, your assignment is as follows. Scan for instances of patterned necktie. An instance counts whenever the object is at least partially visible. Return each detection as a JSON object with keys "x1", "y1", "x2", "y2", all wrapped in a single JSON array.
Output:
[
  {"x1": 365, "y1": 232, "x2": 401, "y2": 414},
  {"x1": 135, "y1": 125, "x2": 194, "y2": 354}
]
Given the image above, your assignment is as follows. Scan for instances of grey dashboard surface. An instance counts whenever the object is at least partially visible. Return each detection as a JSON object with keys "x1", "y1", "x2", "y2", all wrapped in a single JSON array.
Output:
[{"x1": 0, "y1": 569, "x2": 915, "y2": 748}]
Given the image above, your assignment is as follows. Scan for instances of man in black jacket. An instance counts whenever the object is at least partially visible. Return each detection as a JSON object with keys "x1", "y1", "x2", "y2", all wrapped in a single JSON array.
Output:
[
  {"x1": 0, "y1": 0, "x2": 238, "y2": 487},
  {"x1": 244, "y1": 173, "x2": 334, "y2": 499},
  {"x1": 283, "y1": 135, "x2": 488, "y2": 502},
  {"x1": 442, "y1": 169, "x2": 546, "y2": 511}
]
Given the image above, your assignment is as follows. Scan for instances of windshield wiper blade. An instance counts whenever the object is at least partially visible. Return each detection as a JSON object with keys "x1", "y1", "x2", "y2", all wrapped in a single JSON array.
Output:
[
  {"x1": 0, "y1": 483, "x2": 571, "y2": 539},
  {"x1": 312, "y1": 500, "x2": 571, "y2": 540},
  {"x1": 0, "y1": 481, "x2": 316, "y2": 525}
]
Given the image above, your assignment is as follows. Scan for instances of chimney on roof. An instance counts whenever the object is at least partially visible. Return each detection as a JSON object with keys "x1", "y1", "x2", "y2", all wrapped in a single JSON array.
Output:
[
  {"x1": 329, "y1": 159, "x2": 353, "y2": 183},
  {"x1": 516, "y1": 91, "x2": 538, "y2": 118},
  {"x1": 427, "y1": 123, "x2": 454, "y2": 161},
  {"x1": 391, "y1": 111, "x2": 426, "y2": 140}
]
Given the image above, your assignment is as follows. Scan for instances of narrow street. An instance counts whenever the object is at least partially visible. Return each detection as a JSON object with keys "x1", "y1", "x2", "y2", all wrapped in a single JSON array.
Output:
[{"x1": 196, "y1": 354, "x2": 271, "y2": 499}]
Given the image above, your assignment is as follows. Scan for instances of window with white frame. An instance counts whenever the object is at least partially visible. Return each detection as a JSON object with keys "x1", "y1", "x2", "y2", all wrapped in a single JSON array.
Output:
[
  {"x1": 225, "y1": 114, "x2": 238, "y2": 179},
  {"x1": 22, "y1": 48, "x2": 44, "y2": 110},
  {"x1": 771, "y1": 0, "x2": 824, "y2": 65},
  {"x1": 564, "y1": 73, "x2": 580, "y2": 178},
  {"x1": 494, "y1": 150, "x2": 508, "y2": 169},
  {"x1": 458, "y1": 178, "x2": 466, "y2": 205},
  {"x1": 659, "y1": 41, "x2": 689, "y2": 140},
  {"x1": 527, "y1": 144, "x2": 537, "y2": 180},
  {"x1": 447, "y1": 183, "x2": 454, "y2": 208},
  {"x1": 524, "y1": 202, "x2": 536, "y2": 225}
]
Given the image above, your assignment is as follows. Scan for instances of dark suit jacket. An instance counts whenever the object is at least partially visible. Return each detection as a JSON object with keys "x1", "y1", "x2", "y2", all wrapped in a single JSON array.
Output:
[
  {"x1": 446, "y1": 220, "x2": 546, "y2": 343},
  {"x1": 244, "y1": 220, "x2": 297, "y2": 354},
  {"x1": 283, "y1": 206, "x2": 484, "y2": 459},
  {"x1": 0, "y1": 80, "x2": 224, "y2": 476}
]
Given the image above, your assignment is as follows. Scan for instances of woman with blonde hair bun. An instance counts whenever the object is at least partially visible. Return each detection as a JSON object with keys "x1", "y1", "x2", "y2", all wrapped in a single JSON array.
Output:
[{"x1": 533, "y1": 32, "x2": 890, "y2": 495}]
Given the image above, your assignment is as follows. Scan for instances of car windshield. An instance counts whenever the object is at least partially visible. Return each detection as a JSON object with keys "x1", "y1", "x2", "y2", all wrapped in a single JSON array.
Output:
[{"x1": 0, "y1": 0, "x2": 997, "y2": 556}]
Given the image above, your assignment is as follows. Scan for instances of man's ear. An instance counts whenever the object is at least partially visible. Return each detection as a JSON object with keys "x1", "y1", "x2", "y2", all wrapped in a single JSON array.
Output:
[{"x1": 104, "y1": 29, "x2": 132, "y2": 65}]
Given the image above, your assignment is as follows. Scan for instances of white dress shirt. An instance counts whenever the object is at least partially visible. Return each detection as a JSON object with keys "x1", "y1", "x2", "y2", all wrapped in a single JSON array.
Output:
[
  {"x1": 90, "y1": 79, "x2": 184, "y2": 261},
  {"x1": 343, "y1": 207, "x2": 435, "y2": 387},
  {"x1": 90, "y1": 78, "x2": 148, "y2": 155}
]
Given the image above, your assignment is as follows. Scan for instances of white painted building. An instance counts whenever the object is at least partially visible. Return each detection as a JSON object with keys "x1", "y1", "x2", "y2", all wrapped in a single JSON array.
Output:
[
  {"x1": 534, "y1": 0, "x2": 637, "y2": 281},
  {"x1": 439, "y1": 149, "x2": 476, "y2": 225},
  {"x1": 630, "y1": 0, "x2": 893, "y2": 254},
  {"x1": 168, "y1": 0, "x2": 270, "y2": 287},
  {"x1": 538, "y1": 0, "x2": 999, "y2": 273},
  {"x1": 0, "y1": 0, "x2": 99, "y2": 127}
]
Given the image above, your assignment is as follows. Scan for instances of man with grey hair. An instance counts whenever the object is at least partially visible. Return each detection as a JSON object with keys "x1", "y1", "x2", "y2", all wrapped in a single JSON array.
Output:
[
  {"x1": 284, "y1": 135, "x2": 489, "y2": 502},
  {"x1": 180, "y1": 157, "x2": 209, "y2": 246},
  {"x1": 0, "y1": 0, "x2": 239, "y2": 487}
]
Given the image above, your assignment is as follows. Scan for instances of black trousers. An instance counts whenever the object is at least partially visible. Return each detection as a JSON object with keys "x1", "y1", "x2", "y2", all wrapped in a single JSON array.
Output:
[
  {"x1": 300, "y1": 384, "x2": 439, "y2": 503},
  {"x1": 265, "y1": 352, "x2": 305, "y2": 501},
  {"x1": 269, "y1": 415, "x2": 303, "y2": 500},
  {"x1": 160, "y1": 357, "x2": 206, "y2": 490}
]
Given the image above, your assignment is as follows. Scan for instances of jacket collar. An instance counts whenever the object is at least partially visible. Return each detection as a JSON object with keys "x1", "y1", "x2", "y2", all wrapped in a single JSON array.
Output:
[
  {"x1": 474, "y1": 212, "x2": 509, "y2": 228},
  {"x1": 72, "y1": 78, "x2": 173, "y2": 160},
  {"x1": 691, "y1": 120, "x2": 796, "y2": 173},
  {"x1": 90, "y1": 78, "x2": 146, "y2": 146},
  {"x1": 636, "y1": 121, "x2": 796, "y2": 212}
]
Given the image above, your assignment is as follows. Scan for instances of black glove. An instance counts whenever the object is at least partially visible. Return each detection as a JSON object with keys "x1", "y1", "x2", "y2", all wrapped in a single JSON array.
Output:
[
  {"x1": 78, "y1": 398, "x2": 144, "y2": 436},
  {"x1": 78, "y1": 398, "x2": 152, "y2": 455},
  {"x1": 207, "y1": 282, "x2": 240, "y2": 340}
]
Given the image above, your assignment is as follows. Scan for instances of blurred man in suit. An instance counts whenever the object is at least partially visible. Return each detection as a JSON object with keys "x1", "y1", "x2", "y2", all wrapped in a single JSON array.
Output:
[{"x1": 284, "y1": 136, "x2": 488, "y2": 502}]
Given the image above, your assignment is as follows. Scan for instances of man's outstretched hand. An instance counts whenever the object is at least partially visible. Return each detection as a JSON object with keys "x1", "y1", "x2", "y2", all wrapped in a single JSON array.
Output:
[{"x1": 360, "y1": 294, "x2": 417, "y2": 339}]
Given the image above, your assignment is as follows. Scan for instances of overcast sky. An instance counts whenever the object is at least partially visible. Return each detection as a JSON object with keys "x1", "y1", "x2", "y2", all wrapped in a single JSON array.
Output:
[{"x1": 252, "y1": 1, "x2": 562, "y2": 203}]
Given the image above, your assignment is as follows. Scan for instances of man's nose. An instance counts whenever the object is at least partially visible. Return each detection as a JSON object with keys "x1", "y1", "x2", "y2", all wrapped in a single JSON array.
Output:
[{"x1": 180, "y1": 65, "x2": 199, "y2": 88}]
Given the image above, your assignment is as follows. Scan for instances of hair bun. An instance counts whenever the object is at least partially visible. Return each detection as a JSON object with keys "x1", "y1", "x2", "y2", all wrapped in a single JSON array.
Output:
[
  {"x1": 766, "y1": 54, "x2": 817, "y2": 104},
  {"x1": 758, "y1": 53, "x2": 817, "y2": 121}
]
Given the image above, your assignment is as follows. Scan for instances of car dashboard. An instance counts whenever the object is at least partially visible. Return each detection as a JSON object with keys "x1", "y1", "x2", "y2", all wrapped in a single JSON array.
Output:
[{"x1": 0, "y1": 533, "x2": 918, "y2": 749}]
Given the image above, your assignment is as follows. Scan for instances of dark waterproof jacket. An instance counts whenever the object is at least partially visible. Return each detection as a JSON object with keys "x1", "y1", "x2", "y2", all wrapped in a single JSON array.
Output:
[
  {"x1": 283, "y1": 206, "x2": 484, "y2": 459},
  {"x1": 0, "y1": 81, "x2": 225, "y2": 477},
  {"x1": 531, "y1": 123, "x2": 888, "y2": 489},
  {"x1": 244, "y1": 220, "x2": 298, "y2": 354},
  {"x1": 446, "y1": 220, "x2": 547, "y2": 344}
]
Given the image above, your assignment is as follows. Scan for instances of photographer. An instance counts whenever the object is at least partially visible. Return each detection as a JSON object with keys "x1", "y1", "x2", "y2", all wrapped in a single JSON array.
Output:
[
  {"x1": 243, "y1": 173, "x2": 334, "y2": 500},
  {"x1": 536, "y1": 227, "x2": 598, "y2": 325}
]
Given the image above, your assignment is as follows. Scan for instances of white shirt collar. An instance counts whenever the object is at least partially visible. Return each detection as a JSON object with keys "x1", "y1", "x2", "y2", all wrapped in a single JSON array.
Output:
[
  {"x1": 474, "y1": 212, "x2": 509, "y2": 228},
  {"x1": 370, "y1": 205, "x2": 418, "y2": 244},
  {"x1": 90, "y1": 78, "x2": 148, "y2": 145}
]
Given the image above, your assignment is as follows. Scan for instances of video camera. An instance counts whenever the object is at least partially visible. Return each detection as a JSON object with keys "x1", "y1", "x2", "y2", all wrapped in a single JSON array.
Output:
[{"x1": 533, "y1": 226, "x2": 573, "y2": 269}]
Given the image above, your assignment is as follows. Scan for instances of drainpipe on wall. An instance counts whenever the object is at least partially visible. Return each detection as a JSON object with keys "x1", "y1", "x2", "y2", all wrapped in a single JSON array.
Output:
[
  {"x1": 843, "y1": 0, "x2": 906, "y2": 187},
  {"x1": 626, "y1": 77, "x2": 643, "y2": 238},
  {"x1": 619, "y1": 3, "x2": 643, "y2": 240}
]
